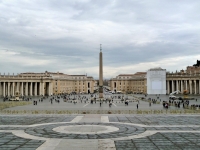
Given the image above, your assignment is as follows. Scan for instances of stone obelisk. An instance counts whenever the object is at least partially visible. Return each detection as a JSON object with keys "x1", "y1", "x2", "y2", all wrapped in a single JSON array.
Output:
[{"x1": 99, "y1": 44, "x2": 103, "y2": 98}]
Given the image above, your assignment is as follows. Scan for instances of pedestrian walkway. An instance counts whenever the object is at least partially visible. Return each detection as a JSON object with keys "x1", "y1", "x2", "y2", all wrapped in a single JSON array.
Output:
[{"x1": 1, "y1": 114, "x2": 200, "y2": 149}]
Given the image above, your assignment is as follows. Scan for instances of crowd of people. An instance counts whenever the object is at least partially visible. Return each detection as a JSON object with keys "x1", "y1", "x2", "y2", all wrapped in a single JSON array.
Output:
[{"x1": 2, "y1": 92, "x2": 199, "y2": 111}]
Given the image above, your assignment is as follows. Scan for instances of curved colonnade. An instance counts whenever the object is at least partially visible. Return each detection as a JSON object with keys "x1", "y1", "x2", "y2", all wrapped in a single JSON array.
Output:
[
  {"x1": 167, "y1": 75, "x2": 200, "y2": 94},
  {"x1": 0, "y1": 76, "x2": 53, "y2": 97}
]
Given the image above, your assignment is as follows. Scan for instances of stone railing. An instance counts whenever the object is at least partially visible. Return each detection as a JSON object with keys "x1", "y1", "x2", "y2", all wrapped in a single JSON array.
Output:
[
  {"x1": 1, "y1": 109, "x2": 200, "y2": 114},
  {"x1": 167, "y1": 73, "x2": 200, "y2": 77},
  {"x1": 0, "y1": 75, "x2": 52, "y2": 79}
]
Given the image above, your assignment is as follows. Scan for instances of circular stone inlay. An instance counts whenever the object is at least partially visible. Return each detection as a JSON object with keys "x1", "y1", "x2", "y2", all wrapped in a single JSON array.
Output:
[{"x1": 53, "y1": 125, "x2": 119, "y2": 134}]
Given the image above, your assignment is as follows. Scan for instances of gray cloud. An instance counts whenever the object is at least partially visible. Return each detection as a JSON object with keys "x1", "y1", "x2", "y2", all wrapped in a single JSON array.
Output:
[{"x1": 0, "y1": 0, "x2": 200, "y2": 79}]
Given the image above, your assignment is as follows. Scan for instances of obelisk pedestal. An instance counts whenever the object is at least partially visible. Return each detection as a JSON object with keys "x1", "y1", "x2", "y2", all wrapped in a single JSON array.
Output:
[{"x1": 99, "y1": 45, "x2": 103, "y2": 98}]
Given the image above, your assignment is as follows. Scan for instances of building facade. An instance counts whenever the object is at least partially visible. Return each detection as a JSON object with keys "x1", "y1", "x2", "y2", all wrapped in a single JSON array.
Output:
[
  {"x1": 51, "y1": 72, "x2": 95, "y2": 95},
  {"x1": 0, "y1": 71, "x2": 95, "y2": 97},
  {"x1": 166, "y1": 72, "x2": 200, "y2": 94},
  {"x1": 109, "y1": 63, "x2": 200, "y2": 95},
  {"x1": 147, "y1": 68, "x2": 166, "y2": 94},
  {"x1": 0, "y1": 72, "x2": 53, "y2": 97},
  {"x1": 109, "y1": 73, "x2": 147, "y2": 94}
]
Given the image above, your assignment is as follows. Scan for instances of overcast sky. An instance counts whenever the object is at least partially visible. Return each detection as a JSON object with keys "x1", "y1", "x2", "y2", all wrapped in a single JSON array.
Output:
[{"x1": 0, "y1": 0, "x2": 200, "y2": 79}]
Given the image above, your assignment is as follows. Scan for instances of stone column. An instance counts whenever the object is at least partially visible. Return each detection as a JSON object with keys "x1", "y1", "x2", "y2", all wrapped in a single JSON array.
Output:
[
  {"x1": 39, "y1": 82, "x2": 42, "y2": 96},
  {"x1": 176, "y1": 80, "x2": 179, "y2": 91},
  {"x1": 5, "y1": 83, "x2": 7, "y2": 96},
  {"x1": 3, "y1": 82, "x2": 5, "y2": 97},
  {"x1": 172, "y1": 80, "x2": 174, "y2": 92},
  {"x1": 41, "y1": 82, "x2": 44, "y2": 96},
  {"x1": 167, "y1": 80, "x2": 170, "y2": 94},
  {"x1": 21, "y1": 82, "x2": 23, "y2": 96},
  {"x1": 186, "y1": 80, "x2": 188, "y2": 91},
  {"x1": 189, "y1": 80, "x2": 192, "y2": 94},
  {"x1": 12, "y1": 82, "x2": 15, "y2": 96},
  {"x1": 8, "y1": 82, "x2": 10, "y2": 96},
  {"x1": 199, "y1": 80, "x2": 200, "y2": 94},
  {"x1": 17, "y1": 82, "x2": 20, "y2": 92},
  {"x1": 4, "y1": 83, "x2": 6, "y2": 96},
  {"x1": 26, "y1": 82, "x2": 28, "y2": 96},
  {"x1": 35, "y1": 82, "x2": 37, "y2": 96},
  {"x1": 30, "y1": 82, "x2": 32, "y2": 96},
  {"x1": 39, "y1": 82, "x2": 44, "y2": 96},
  {"x1": 180, "y1": 80, "x2": 183, "y2": 92},
  {"x1": 194, "y1": 80, "x2": 196, "y2": 94}
]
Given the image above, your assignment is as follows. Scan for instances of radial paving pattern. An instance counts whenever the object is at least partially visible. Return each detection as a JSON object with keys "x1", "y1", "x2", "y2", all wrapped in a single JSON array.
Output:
[
  {"x1": 24, "y1": 122, "x2": 146, "y2": 139},
  {"x1": 1, "y1": 115, "x2": 200, "y2": 150}
]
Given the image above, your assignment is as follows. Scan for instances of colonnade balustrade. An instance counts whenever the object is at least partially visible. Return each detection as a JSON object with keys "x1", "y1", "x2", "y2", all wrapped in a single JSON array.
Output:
[
  {"x1": 166, "y1": 79, "x2": 200, "y2": 94},
  {"x1": 0, "y1": 81, "x2": 53, "y2": 97}
]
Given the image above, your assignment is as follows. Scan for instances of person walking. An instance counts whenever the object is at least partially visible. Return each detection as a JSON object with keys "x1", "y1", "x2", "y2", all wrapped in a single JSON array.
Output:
[
  {"x1": 100, "y1": 102, "x2": 101, "y2": 107},
  {"x1": 137, "y1": 104, "x2": 138, "y2": 109}
]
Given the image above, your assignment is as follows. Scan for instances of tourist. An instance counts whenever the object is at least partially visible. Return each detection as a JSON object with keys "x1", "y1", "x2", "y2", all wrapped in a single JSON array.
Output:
[{"x1": 137, "y1": 104, "x2": 138, "y2": 109}]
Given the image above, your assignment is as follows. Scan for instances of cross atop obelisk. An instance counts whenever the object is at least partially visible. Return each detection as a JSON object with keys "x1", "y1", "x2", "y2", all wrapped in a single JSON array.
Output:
[
  {"x1": 99, "y1": 44, "x2": 103, "y2": 98},
  {"x1": 100, "y1": 44, "x2": 102, "y2": 52}
]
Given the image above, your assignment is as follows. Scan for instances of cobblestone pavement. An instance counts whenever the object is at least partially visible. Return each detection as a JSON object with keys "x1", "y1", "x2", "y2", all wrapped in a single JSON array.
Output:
[
  {"x1": 0, "y1": 132, "x2": 44, "y2": 150},
  {"x1": 0, "y1": 115, "x2": 76, "y2": 125},
  {"x1": 108, "y1": 115, "x2": 200, "y2": 125},
  {"x1": 115, "y1": 132, "x2": 200, "y2": 150},
  {"x1": 0, "y1": 114, "x2": 200, "y2": 149}
]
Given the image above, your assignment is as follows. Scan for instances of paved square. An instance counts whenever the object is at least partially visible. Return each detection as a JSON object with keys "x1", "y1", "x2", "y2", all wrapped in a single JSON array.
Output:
[
  {"x1": 2, "y1": 93, "x2": 200, "y2": 112},
  {"x1": 0, "y1": 114, "x2": 200, "y2": 150},
  {"x1": 1, "y1": 94, "x2": 200, "y2": 149}
]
